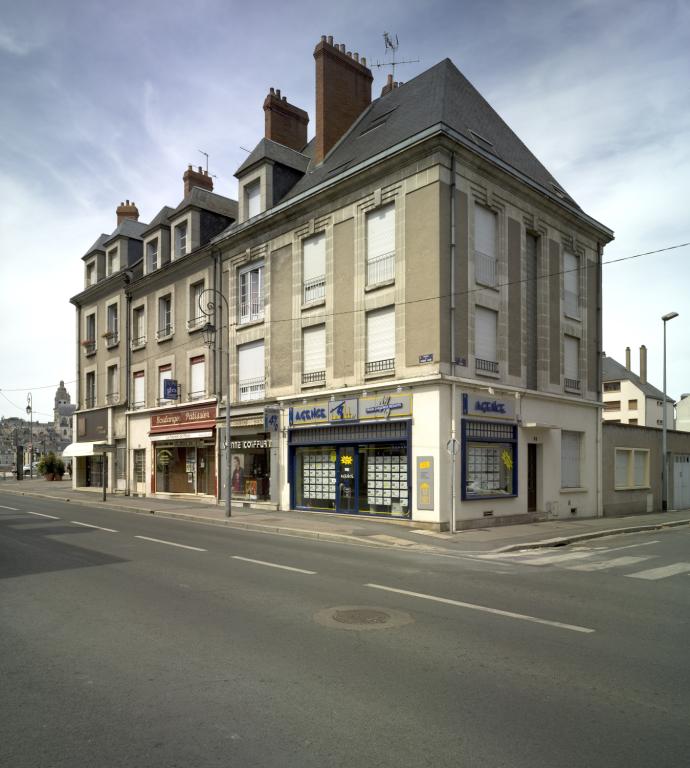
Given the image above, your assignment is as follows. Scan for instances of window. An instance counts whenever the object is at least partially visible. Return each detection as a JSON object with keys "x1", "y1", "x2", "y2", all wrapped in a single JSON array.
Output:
[
  {"x1": 86, "y1": 261, "x2": 96, "y2": 286},
  {"x1": 174, "y1": 221, "x2": 187, "y2": 258},
  {"x1": 189, "y1": 356, "x2": 206, "y2": 400},
  {"x1": 106, "y1": 247, "x2": 119, "y2": 276},
  {"x1": 303, "y1": 232, "x2": 326, "y2": 303},
  {"x1": 462, "y1": 421, "x2": 517, "y2": 499},
  {"x1": 106, "y1": 303, "x2": 119, "y2": 346},
  {"x1": 475, "y1": 306, "x2": 498, "y2": 374},
  {"x1": 474, "y1": 204, "x2": 497, "y2": 287},
  {"x1": 563, "y1": 251, "x2": 579, "y2": 318},
  {"x1": 132, "y1": 306, "x2": 146, "y2": 347},
  {"x1": 133, "y1": 449, "x2": 146, "y2": 483},
  {"x1": 106, "y1": 364, "x2": 118, "y2": 404},
  {"x1": 302, "y1": 325, "x2": 326, "y2": 384},
  {"x1": 366, "y1": 203, "x2": 395, "y2": 285},
  {"x1": 604, "y1": 400, "x2": 621, "y2": 411},
  {"x1": 157, "y1": 294, "x2": 173, "y2": 340},
  {"x1": 83, "y1": 313, "x2": 96, "y2": 355},
  {"x1": 615, "y1": 448, "x2": 649, "y2": 489},
  {"x1": 564, "y1": 335, "x2": 580, "y2": 391},
  {"x1": 603, "y1": 382, "x2": 621, "y2": 392},
  {"x1": 85, "y1": 371, "x2": 96, "y2": 408},
  {"x1": 366, "y1": 306, "x2": 395, "y2": 374},
  {"x1": 146, "y1": 239, "x2": 159, "y2": 272},
  {"x1": 245, "y1": 180, "x2": 261, "y2": 219},
  {"x1": 628, "y1": 399, "x2": 638, "y2": 410},
  {"x1": 158, "y1": 364, "x2": 173, "y2": 405},
  {"x1": 238, "y1": 340, "x2": 265, "y2": 401},
  {"x1": 561, "y1": 431, "x2": 582, "y2": 488},
  {"x1": 188, "y1": 281, "x2": 205, "y2": 330},
  {"x1": 238, "y1": 263, "x2": 264, "y2": 324},
  {"x1": 132, "y1": 371, "x2": 145, "y2": 409}
]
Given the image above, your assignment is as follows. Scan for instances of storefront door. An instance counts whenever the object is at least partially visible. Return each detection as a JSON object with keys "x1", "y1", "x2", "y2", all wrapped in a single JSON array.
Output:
[{"x1": 337, "y1": 447, "x2": 357, "y2": 513}]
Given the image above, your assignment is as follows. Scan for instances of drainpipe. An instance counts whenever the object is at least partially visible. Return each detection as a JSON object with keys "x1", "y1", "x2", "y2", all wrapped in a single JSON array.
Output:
[
  {"x1": 124, "y1": 284, "x2": 132, "y2": 495},
  {"x1": 449, "y1": 152, "x2": 458, "y2": 534},
  {"x1": 596, "y1": 242, "x2": 603, "y2": 517}
]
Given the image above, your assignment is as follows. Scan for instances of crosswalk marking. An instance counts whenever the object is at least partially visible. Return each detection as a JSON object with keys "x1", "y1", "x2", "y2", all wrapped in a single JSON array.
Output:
[
  {"x1": 626, "y1": 563, "x2": 690, "y2": 581},
  {"x1": 520, "y1": 550, "x2": 600, "y2": 566},
  {"x1": 568, "y1": 555, "x2": 653, "y2": 572}
]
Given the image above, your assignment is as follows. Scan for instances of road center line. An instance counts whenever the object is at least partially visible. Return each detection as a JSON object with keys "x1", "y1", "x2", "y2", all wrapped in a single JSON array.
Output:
[
  {"x1": 366, "y1": 583, "x2": 595, "y2": 634},
  {"x1": 25, "y1": 511, "x2": 60, "y2": 520},
  {"x1": 0, "y1": 504, "x2": 19, "y2": 511},
  {"x1": 134, "y1": 535, "x2": 206, "y2": 552},
  {"x1": 71, "y1": 521, "x2": 118, "y2": 533},
  {"x1": 232, "y1": 556, "x2": 316, "y2": 575}
]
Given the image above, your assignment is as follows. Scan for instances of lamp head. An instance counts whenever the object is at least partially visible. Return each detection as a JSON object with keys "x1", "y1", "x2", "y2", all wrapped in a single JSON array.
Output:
[
  {"x1": 662, "y1": 311, "x2": 679, "y2": 322},
  {"x1": 200, "y1": 322, "x2": 217, "y2": 349}
]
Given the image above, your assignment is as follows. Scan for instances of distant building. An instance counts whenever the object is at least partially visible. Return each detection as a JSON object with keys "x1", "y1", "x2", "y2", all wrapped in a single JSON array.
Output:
[
  {"x1": 602, "y1": 347, "x2": 674, "y2": 428},
  {"x1": 676, "y1": 393, "x2": 690, "y2": 432},
  {"x1": 53, "y1": 380, "x2": 76, "y2": 448}
]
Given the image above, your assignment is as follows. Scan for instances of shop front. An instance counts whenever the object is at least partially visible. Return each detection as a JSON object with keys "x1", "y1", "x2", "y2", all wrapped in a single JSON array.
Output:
[
  {"x1": 230, "y1": 436, "x2": 272, "y2": 502},
  {"x1": 289, "y1": 394, "x2": 412, "y2": 518},
  {"x1": 64, "y1": 408, "x2": 112, "y2": 491},
  {"x1": 150, "y1": 404, "x2": 217, "y2": 497}
]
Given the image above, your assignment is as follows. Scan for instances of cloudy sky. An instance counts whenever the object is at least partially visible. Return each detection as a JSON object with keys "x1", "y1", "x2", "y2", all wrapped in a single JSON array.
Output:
[{"x1": 1, "y1": 0, "x2": 688, "y2": 422}]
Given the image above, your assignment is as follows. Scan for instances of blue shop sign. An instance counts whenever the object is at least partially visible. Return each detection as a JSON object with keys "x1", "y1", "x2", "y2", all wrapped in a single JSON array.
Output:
[{"x1": 462, "y1": 392, "x2": 515, "y2": 420}]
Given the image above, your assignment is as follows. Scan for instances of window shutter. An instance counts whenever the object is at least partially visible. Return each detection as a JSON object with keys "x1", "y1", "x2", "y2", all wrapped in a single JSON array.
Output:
[
  {"x1": 474, "y1": 205, "x2": 496, "y2": 257},
  {"x1": 366, "y1": 204, "x2": 395, "y2": 261},
  {"x1": 366, "y1": 307, "x2": 395, "y2": 362},
  {"x1": 246, "y1": 182, "x2": 261, "y2": 218},
  {"x1": 190, "y1": 356, "x2": 205, "y2": 395},
  {"x1": 564, "y1": 336, "x2": 579, "y2": 380},
  {"x1": 133, "y1": 372, "x2": 145, "y2": 405},
  {"x1": 561, "y1": 431, "x2": 581, "y2": 487},
  {"x1": 303, "y1": 325, "x2": 326, "y2": 373},
  {"x1": 475, "y1": 307, "x2": 497, "y2": 362},
  {"x1": 303, "y1": 232, "x2": 326, "y2": 282},
  {"x1": 238, "y1": 340, "x2": 265, "y2": 381}
]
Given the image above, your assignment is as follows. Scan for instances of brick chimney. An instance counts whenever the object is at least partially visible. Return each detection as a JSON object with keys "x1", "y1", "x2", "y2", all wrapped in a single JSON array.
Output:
[
  {"x1": 625, "y1": 346, "x2": 631, "y2": 370},
  {"x1": 263, "y1": 88, "x2": 309, "y2": 152},
  {"x1": 640, "y1": 345, "x2": 647, "y2": 384},
  {"x1": 380, "y1": 73, "x2": 400, "y2": 97},
  {"x1": 183, "y1": 165, "x2": 214, "y2": 196},
  {"x1": 116, "y1": 200, "x2": 139, "y2": 224},
  {"x1": 313, "y1": 35, "x2": 373, "y2": 165}
]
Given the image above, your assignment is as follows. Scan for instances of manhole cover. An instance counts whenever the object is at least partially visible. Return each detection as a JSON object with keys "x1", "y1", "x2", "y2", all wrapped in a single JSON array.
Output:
[
  {"x1": 314, "y1": 605, "x2": 414, "y2": 631},
  {"x1": 333, "y1": 609, "x2": 390, "y2": 625}
]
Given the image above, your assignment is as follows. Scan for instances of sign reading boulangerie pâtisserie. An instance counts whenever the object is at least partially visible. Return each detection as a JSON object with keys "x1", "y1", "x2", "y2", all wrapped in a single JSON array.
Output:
[{"x1": 150, "y1": 404, "x2": 216, "y2": 434}]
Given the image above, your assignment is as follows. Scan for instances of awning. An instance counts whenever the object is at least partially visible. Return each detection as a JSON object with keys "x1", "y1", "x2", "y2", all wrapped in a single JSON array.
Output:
[
  {"x1": 62, "y1": 442, "x2": 114, "y2": 457},
  {"x1": 150, "y1": 430, "x2": 214, "y2": 442}
]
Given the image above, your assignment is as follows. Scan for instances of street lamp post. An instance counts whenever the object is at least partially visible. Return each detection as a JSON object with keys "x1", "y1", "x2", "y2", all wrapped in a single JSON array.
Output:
[
  {"x1": 661, "y1": 311, "x2": 678, "y2": 511},
  {"x1": 199, "y1": 288, "x2": 232, "y2": 517},
  {"x1": 26, "y1": 393, "x2": 33, "y2": 478}
]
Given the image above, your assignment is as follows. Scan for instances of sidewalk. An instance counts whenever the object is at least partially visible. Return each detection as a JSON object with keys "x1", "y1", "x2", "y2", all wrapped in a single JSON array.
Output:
[{"x1": 1, "y1": 476, "x2": 689, "y2": 555}]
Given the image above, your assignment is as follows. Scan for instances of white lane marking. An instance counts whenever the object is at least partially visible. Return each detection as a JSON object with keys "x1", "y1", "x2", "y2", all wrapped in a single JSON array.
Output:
[
  {"x1": 71, "y1": 521, "x2": 118, "y2": 533},
  {"x1": 626, "y1": 563, "x2": 690, "y2": 581},
  {"x1": 231, "y1": 556, "x2": 316, "y2": 575},
  {"x1": 568, "y1": 555, "x2": 653, "y2": 572},
  {"x1": 25, "y1": 511, "x2": 60, "y2": 520},
  {"x1": 0, "y1": 504, "x2": 19, "y2": 511},
  {"x1": 134, "y1": 535, "x2": 206, "y2": 552},
  {"x1": 520, "y1": 551, "x2": 600, "y2": 566},
  {"x1": 366, "y1": 583, "x2": 595, "y2": 634}
]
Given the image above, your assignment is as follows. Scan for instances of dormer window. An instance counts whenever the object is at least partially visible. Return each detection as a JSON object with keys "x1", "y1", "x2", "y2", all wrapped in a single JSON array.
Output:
[
  {"x1": 174, "y1": 222, "x2": 187, "y2": 258},
  {"x1": 85, "y1": 261, "x2": 96, "y2": 287},
  {"x1": 245, "y1": 180, "x2": 261, "y2": 219},
  {"x1": 106, "y1": 247, "x2": 119, "y2": 276},
  {"x1": 147, "y1": 238, "x2": 159, "y2": 272}
]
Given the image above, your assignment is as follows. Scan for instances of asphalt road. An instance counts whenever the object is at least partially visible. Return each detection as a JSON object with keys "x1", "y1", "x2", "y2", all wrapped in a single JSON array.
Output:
[{"x1": 1, "y1": 491, "x2": 688, "y2": 768}]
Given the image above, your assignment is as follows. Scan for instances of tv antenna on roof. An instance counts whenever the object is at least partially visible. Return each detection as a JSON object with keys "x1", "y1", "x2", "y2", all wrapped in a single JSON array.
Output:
[
  {"x1": 197, "y1": 149, "x2": 217, "y2": 178},
  {"x1": 371, "y1": 32, "x2": 419, "y2": 81}
]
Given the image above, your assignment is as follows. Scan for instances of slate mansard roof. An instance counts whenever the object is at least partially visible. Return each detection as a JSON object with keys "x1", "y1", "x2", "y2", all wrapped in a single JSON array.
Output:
[{"x1": 602, "y1": 356, "x2": 674, "y2": 403}]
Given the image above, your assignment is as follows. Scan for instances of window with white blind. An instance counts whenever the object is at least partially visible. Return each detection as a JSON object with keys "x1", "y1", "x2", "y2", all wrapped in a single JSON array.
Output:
[
  {"x1": 564, "y1": 251, "x2": 579, "y2": 318},
  {"x1": 106, "y1": 247, "x2": 119, "y2": 276},
  {"x1": 246, "y1": 181, "x2": 261, "y2": 219},
  {"x1": 146, "y1": 239, "x2": 159, "y2": 273},
  {"x1": 189, "y1": 356, "x2": 205, "y2": 400},
  {"x1": 615, "y1": 448, "x2": 649, "y2": 489},
  {"x1": 85, "y1": 371, "x2": 96, "y2": 408},
  {"x1": 366, "y1": 204, "x2": 395, "y2": 285},
  {"x1": 564, "y1": 335, "x2": 580, "y2": 391},
  {"x1": 474, "y1": 204, "x2": 497, "y2": 287},
  {"x1": 188, "y1": 281, "x2": 205, "y2": 330},
  {"x1": 366, "y1": 306, "x2": 395, "y2": 373},
  {"x1": 157, "y1": 295, "x2": 173, "y2": 339},
  {"x1": 475, "y1": 306, "x2": 498, "y2": 374},
  {"x1": 159, "y1": 364, "x2": 173, "y2": 404},
  {"x1": 132, "y1": 306, "x2": 146, "y2": 347},
  {"x1": 174, "y1": 221, "x2": 187, "y2": 258},
  {"x1": 238, "y1": 263, "x2": 264, "y2": 324},
  {"x1": 238, "y1": 340, "x2": 265, "y2": 401},
  {"x1": 106, "y1": 364, "x2": 118, "y2": 404},
  {"x1": 132, "y1": 371, "x2": 145, "y2": 409},
  {"x1": 106, "y1": 303, "x2": 118, "y2": 345},
  {"x1": 303, "y1": 232, "x2": 326, "y2": 303},
  {"x1": 561, "y1": 431, "x2": 582, "y2": 488},
  {"x1": 302, "y1": 325, "x2": 326, "y2": 384}
]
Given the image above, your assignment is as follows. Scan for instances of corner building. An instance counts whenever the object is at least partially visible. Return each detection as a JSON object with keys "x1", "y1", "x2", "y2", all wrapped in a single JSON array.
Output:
[{"x1": 70, "y1": 36, "x2": 613, "y2": 529}]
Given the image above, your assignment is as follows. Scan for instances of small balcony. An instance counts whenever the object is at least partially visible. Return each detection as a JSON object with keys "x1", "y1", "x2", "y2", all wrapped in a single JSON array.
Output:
[
  {"x1": 131, "y1": 336, "x2": 147, "y2": 350},
  {"x1": 303, "y1": 275, "x2": 326, "y2": 304},
  {"x1": 131, "y1": 400, "x2": 146, "y2": 410},
  {"x1": 187, "y1": 315, "x2": 206, "y2": 332},
  {"x1": 103, "y1": 330, "x2": 119, "y2": 348},
  {"x1": 239, "y1": 377, "x2": 265, "y2": 402},
  {"x1": 564, "y1": 377, "x2": 581, "y2": 392},
  {"x1": 365, "y1": 358, "x2": 395, "y2": 375},
  {"x1": 84, "y1": 395, "x2": 96, "y2": 409},
  {"x1": 475, "y1": 358, "x2": 499, "y2": 375},
  {"x1": 156, "y1": 324, "x2": 174, "y2": 341},
  {"x1": 82, "y1": 340, "x2": 96, "y2": 356},
  {"x1": 366, "y1": 251, "x2": 395, "y2": 287},
  {"x1": 302, "y1": 370, "x2": 326, "y2": 385},
  {"x1": 105, "y1": 392, "x2": 119, "y2": 405},
  {"x1": 474, "y1": 250, "x2": 497, "y2": 287},
  {"x1": 188, "y1": 390, "x2": 206, "y2": 401}
]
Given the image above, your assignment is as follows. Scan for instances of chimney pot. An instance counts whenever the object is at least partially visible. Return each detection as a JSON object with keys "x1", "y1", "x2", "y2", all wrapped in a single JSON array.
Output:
[
  {"x1": 625, "y1": 346, "x2": 631, "y2": 370},
  {"x1": 327, "y1": 35, "x2": 333, "y2": 45},
  {"x1": 276, "y1": 89, "x2": 281, "y2": 98},
  {"x1": 116, "y1": 199, "x2": 140, "y2": 224},
  {"x1": 183, "y1": 164, "x2": 214, "y2": 195},
  {"x1": 270, "y1": 87, "x2": 275, "y2": 94},
  {"x1": 321, "y1": 35, "x2": 326, "y2": 42},
  {"x1": 354, "y1": 52, "x2": 359, "y2": 62},
  {"x1": 640, "y1": 345, "x2": 647, "y2": 384},
  {"x1": 361, "y1": 56, "x2": 366, "y2": 66}
]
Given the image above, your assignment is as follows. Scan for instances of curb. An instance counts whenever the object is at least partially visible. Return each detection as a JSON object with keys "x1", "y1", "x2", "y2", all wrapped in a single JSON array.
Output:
[{"x1": 493, "y1": 518, "x2": 690, "y2": 553}]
